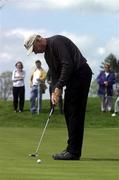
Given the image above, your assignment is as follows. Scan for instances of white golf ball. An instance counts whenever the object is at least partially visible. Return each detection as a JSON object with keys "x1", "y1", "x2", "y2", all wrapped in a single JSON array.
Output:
[{"x1": 37, "y1": 159, "x2": 42, "y2": 163}]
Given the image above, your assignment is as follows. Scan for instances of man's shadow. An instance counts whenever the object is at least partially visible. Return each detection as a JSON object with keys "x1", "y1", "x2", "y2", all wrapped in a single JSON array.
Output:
[{"x1": 81, "y1": 157, "x2": 119, "y2": 161}]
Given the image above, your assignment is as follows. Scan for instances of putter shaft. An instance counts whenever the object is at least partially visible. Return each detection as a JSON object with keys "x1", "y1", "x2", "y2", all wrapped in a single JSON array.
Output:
[{"x1": 29, "y1": 107, "x2": 54, "y2": 156}]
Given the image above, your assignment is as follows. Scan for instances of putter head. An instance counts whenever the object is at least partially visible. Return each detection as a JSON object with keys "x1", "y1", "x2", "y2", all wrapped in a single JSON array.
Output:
[{"x1": 29, "y1": 153, "x2": 38, "y2": 157}]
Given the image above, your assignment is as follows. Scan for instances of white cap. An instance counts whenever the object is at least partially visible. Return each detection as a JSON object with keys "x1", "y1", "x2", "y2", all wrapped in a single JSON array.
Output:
[{"x1": 24, "y1": 34, "x2": 37, "y2": 55}]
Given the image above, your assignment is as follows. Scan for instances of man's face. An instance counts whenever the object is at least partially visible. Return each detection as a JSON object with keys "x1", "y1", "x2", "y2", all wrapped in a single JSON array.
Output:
[
  {"x1": 33, "y1": 38, "x2": 45, "y2": 54},
  {"x1": 104, "y1": 65, "x2": 110, "y2": 72},
  {"x1": 36, "y1": 62, "x2": 41, "y2": 69}
]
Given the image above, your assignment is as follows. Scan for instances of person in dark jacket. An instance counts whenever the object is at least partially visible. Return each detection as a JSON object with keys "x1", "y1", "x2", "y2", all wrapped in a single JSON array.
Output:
[
  {"x1": 24, "y1": 34, "x2": 92, "y2": 160},
  {"x1": 97, "y1": 63, "x2": 116, "y2": 112}
]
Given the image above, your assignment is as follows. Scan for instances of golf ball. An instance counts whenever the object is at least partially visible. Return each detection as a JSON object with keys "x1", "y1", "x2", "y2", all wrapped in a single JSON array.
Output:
[{"x1": 37, "y1": 159, "x2": 42, "y2": 163}]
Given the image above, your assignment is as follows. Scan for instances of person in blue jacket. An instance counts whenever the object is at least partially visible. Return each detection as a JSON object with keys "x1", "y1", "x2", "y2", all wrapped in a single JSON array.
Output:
[{"x1": 97, "y1": 63, "x2": 116, "y2": 112}]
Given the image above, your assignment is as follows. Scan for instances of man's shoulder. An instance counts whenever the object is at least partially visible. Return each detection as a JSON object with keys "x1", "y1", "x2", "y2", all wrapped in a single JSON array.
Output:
[{"x1": 49, "y1": 35, "x2": 67, "y2": 42}]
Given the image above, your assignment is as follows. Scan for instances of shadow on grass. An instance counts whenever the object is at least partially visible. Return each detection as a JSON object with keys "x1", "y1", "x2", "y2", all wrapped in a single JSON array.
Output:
[{"x1": 81, "y1": 157, "x2": 119, "y2": 161}]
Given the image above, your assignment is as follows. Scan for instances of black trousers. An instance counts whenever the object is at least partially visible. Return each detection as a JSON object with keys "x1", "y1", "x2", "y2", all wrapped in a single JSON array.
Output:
[
  {"x1": 13, "y1": 86, "x2": 25, "y2": 111},
  {"x1": 64, "y1": 64, "x2": 92, "y2": 157}
]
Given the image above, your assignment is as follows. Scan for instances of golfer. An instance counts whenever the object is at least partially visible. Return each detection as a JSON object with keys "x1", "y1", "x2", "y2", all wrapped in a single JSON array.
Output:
[{"x1": 24, "y1": 34, "x2": 92, "y2": 160}]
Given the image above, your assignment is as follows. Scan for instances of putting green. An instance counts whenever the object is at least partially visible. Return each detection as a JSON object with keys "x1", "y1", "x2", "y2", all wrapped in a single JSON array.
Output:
[{"x1": 0, "y1": 128, "x2": 119, "y2": 180}]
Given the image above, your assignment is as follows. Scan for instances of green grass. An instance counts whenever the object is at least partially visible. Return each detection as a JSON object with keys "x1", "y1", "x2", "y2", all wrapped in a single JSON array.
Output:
[
  {"x1": 0, "y1": 98, "x2": 119, "y2": 128},
  {"x1": 0, "y1": 100, "x2": 66, "y2": 128},
  {"x1": 0, "y1": 128, "x2": 119, "y2": 180},
  {"x1": 0, "y1": 98, "x2": 119, "y2": 180}
]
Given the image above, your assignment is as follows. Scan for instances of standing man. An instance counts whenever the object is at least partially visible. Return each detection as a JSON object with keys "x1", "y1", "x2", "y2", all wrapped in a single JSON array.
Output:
[
  {"x1": 30, "y1": 60, "x2": 47, "y2": 114},
  {"x1": 24, "y1": 34, "x2": 92, "y2": 160}
]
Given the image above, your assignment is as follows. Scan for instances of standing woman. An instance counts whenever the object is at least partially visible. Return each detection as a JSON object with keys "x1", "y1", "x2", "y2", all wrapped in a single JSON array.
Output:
[{"x1": 12, "y1": 61, "x2": 25, "y2": 112}]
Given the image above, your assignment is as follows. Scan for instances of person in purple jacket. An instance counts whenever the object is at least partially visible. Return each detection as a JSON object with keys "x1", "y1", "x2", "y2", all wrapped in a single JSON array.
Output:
[{"x1": 97, "y1": 63, "x2": 116, "y2": 112}]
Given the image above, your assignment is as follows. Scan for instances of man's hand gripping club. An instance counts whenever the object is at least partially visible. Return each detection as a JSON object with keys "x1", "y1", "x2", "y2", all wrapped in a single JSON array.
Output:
[{"x1": 51, "y1": 88, "x2": 62, "y2": 106}]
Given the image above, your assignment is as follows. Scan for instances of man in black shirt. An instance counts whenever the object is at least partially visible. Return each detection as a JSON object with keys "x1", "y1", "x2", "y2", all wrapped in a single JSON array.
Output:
[{"x1": 24, "y1": 34, "x2": 92, "y2": 160}]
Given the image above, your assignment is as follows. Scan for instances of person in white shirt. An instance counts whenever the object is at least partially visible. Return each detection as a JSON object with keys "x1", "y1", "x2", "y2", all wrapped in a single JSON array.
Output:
[
  {"x1": 12, "y1": 61, "x2": 25, "y2": 112},
  {"x1": 30, "y1": 60, "x2": 47, "y2": 113},
  {"x1": 112, "y1": 87, "x2": 119, "y2": 117}
]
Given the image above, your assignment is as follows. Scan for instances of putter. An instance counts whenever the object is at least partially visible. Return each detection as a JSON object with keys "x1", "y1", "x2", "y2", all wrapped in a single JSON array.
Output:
[{"x1": 29, "y1": 107, "x2": 54, "y2": 157}]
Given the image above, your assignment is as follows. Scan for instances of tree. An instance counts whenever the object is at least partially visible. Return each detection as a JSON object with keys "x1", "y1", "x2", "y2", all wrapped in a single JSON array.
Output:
[
  {"x1": 0, "y1": 71, "x2": 12, "y2": 100},
  {"x1": 104, "y1": 54, "x2": 119, "y2": 72},
  {"x1": 101, "y1": 53, "x2": 119, "y2": 83}
]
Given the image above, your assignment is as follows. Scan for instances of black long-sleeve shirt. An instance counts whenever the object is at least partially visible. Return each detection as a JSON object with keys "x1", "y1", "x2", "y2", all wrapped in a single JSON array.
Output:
[{"x1": 44, "y1": 35, "x2": 87, "y2": 91}]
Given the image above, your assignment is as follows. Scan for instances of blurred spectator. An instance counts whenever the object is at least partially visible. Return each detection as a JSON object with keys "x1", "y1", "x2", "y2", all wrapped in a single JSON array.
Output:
[
  {"x1": 12, "y1": 61, "x2": 25, "y2": 112},
  {"x1": 112, "y1": 87, "x2": 119, "y2": 117},
  {"x1": 30, "y1": 60, "x2": 47, "y2": 114},
  {"x1": 97, "y1": 63, "x2": 116, "y2": 112}
]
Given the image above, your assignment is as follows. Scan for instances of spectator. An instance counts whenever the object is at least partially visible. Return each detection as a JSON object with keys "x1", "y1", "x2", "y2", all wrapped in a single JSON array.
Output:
[
  {"x1": 12, "y1": 61, "x2": 25, "y2": 112},
  {"x1": 112, "y1": 87, "x2": 119, "y2": 117},
  {"x1": 30, "y1": 60, "x2": 47, "y2": 114},
  {"x1": 97, "y1": 63, "x2": 116, "y2": 112}
]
